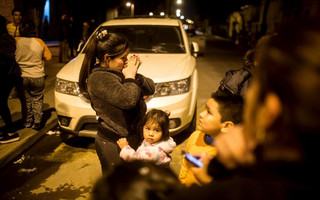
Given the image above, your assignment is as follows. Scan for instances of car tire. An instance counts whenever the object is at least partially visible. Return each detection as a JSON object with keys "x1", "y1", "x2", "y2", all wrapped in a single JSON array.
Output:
[
  {"x1": 60, "y1": 130, "x2": 95, "y2": 147},
  {"x1": 172, "y1": 105, "x2": 197, "y2": 145}
]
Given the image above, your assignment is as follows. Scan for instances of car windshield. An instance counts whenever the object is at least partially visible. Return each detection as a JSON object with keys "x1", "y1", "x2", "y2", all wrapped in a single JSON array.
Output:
[{"x1": 100, "y1": 25, "x2": 186, "y2": 54}]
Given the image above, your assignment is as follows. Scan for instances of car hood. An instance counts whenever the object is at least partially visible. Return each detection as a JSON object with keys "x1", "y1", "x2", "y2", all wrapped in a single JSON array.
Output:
[{"x1": 56, "y1": 53, "x2": 196, "y2": 83}]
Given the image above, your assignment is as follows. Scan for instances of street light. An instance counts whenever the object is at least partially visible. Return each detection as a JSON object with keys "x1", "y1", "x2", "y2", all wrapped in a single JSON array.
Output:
[{"x1": 126, "y1": 2, "x2": 135, "y2": 18}]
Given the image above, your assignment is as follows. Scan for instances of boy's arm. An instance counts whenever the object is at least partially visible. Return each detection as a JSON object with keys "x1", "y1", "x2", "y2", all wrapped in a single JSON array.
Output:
[
  {"x1": 178, "y1": 155, "x2": 189, "y2": 184},
  {"x1": 178, "y1": 132, "x2": 194, "y2": 184}
]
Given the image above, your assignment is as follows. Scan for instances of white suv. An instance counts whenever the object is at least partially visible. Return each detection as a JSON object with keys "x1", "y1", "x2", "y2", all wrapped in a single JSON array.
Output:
[{"x1": 55, "y1": 18, "x2": 199, "y2": 138}]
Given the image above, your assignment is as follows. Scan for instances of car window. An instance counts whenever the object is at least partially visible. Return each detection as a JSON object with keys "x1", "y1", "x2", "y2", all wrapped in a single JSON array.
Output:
[{"x1": 100, "y1": 25, "x2": 186, "y2": 54}]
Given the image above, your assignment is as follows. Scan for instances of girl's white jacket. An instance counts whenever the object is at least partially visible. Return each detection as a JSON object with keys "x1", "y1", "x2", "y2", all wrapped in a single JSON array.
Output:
[{"x1": 119, "y1": 137, "x2": 176, "y2": 166}]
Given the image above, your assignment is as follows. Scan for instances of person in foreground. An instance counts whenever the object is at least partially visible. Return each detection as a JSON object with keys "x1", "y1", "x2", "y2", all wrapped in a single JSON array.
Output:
[
  {"x1": 169, "y1": 21, "x2": 320, "y2": 199},
  {"x1": 178, "y1": 92, "x2": 243, "y2": 187},
  {"x1": 117, "y1": 109, "x2": 176, "y2": 167},
  {"x1": 92, "y1": 160, "x2": 183, "y2": 200},
  {"x1": 79, "y1": 29, "x2": 155, "y2": 173}
]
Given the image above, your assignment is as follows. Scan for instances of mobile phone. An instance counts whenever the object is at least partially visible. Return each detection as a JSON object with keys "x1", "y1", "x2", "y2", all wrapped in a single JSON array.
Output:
[{"x1": 185, "y1": 153, "x2": 203, "y2": 167}]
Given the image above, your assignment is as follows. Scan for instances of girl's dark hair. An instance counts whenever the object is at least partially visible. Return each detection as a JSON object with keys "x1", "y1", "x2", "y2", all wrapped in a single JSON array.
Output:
[
  {"x1": 142, "y1": 109, "x2": 170, "y2": 141},
  {"x1": 20, "y1": 19, "x2": 36, "y2": 37},
  {"x1": 79, "y1": 28, "x2": 129, "y2": 96}
]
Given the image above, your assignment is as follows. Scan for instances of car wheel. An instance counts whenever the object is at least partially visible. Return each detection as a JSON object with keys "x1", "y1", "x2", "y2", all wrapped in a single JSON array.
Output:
[
  {"x1": 59, "y1": 130, "x2": 95, "y2": 148},
  {"x1": 172, "y1": 105, "x2": 197, "y2": 145}
]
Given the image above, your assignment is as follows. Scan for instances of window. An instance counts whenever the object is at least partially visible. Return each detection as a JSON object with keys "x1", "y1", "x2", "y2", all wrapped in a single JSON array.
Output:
[{"x1": 101, "y1": 25, "x2": 186, "y2": 53}]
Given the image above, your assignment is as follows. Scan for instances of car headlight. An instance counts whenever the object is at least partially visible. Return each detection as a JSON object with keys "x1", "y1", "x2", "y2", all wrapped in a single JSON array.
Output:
[
  {"x1": 153, "y1": 77, "x2": 190, "y2": 97},
  {"x1": 55, "y1": 78, "x2": 80, "y2": 96}
]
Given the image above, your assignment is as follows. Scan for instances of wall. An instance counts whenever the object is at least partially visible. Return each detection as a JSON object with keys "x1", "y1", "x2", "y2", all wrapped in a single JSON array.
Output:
[{"x1": 0, "y1": 0, "x2": 14, "y2": 22}]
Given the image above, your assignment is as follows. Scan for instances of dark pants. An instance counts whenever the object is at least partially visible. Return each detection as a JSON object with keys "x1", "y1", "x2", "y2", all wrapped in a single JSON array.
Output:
[
  {"x1": 22, "y1": 77, "x2": 45, "y2": 124},
  {"x1": 0, "y1": 75, "x2": 25, "y2": 133},
  {"x1": 95, "y1": 132, "x2": 141, "y2": 174}
]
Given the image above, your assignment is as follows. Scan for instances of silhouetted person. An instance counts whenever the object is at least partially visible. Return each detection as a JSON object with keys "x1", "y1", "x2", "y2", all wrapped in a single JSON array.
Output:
[
  {"x1": 0, "y1": 15, "x2": 20, "y2": 143},
  {"x1": 59, "y1": 14, "x2": 69, "y2": 63},
  {"x1": 42, "y1": 16, "x2": 49, "y2": 41},
  {"x1": 6, "y1": 8, "x2": 22, "y2": 37}
]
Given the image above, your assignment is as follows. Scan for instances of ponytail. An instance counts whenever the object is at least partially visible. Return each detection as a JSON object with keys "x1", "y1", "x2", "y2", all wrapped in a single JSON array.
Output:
[
  {"x1": 79, "y1": 34, "x2": 98, "y2": 96},
  {"x1": 78, "y1": 28, "x2": 129, "y2": 97}
]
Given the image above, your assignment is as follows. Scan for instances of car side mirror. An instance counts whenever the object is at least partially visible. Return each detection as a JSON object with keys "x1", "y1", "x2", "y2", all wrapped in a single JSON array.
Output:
[{"x1": 191, "y1": 42, "x2": 199, "y2": 57}]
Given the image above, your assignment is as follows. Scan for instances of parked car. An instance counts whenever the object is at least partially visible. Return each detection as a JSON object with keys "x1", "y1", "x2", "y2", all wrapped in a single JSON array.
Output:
[{"x1": 55, "y1": 17, "x2": 199, "y2": 138}]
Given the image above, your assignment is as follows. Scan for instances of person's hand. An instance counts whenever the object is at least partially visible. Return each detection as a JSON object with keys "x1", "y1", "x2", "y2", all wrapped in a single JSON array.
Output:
[
  {"x1": 122, "y1": 55, "x2": 142, "y2": 79},
  {"x1": 214, "y1": 125, "x2": 255, "y2": 169},
  {"x1": 117, "y1": 138, "x2": 129, "y2": 149},
  {"x1": 188, "y1": 153, "x2": 214, "y2": 185}
]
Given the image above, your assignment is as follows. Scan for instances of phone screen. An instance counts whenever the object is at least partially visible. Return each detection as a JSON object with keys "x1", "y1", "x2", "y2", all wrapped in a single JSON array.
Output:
[{"x1": 185, "y1": 153, "x2": 203, "y2": 167}]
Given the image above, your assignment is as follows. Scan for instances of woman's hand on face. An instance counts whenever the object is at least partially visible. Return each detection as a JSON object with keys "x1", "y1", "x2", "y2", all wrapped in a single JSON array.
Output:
[
  {"x1": 117, "y1": 138, "x2": 129, "y2": 149},
  {"x1": 122, "y1": 55, "x2": 142, "y2": 79}
]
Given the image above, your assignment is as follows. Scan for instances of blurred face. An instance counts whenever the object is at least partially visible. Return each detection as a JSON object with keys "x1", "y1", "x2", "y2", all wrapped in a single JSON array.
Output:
[
  {"x1": 243, "y1": 80, "x2": 263, "y2": 140},
  {"x1": 12, "y1": 11, "x2": 22, "y2": 25},
  {"x1": 198, "y1": 98, "x2": 223, "y2": 137},
  {"x1": 108, "y1": 48, "x2": 129, "y2": 71},
  {"x1": 143, "y1": 121, "x2": 162, "y2": 144}
]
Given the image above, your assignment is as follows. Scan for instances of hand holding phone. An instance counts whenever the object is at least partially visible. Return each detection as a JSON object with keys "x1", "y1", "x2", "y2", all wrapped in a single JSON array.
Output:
[{"x1": 185, "y1": 152, "x2": 203, "y2": 167}]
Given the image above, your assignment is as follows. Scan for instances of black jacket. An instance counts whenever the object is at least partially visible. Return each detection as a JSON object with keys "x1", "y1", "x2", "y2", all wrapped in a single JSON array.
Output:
[
  {"x1": 87, "y1": 67, "x2": 155, "y2": 141},
  {"x1": 218, "y1": 67, "x2": 252, "y2": 98}
]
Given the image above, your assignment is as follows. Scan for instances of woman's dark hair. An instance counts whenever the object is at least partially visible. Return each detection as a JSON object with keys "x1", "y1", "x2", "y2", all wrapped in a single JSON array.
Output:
[
  {"x1": 19, "y1": 19, "x2": 36, "y2": 37},
  {"x1": 243, "y1": 34, "x2": 273, "y2": 70},
  {"x1": 142, "y1": 109, "x2": 170, "y2": 141},
  {"x1": 78, "y1": 28, "x2": 129, "y2": 96},
  {"x1": 92, "y1": 160, "x2": 182, "y2": 200},
  {"x1": 255, "y1": 21, "x2": 320, "y2": 133}
]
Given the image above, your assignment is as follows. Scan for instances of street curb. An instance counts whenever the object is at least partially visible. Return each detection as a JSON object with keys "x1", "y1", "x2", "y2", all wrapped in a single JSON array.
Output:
[{"x1": 0, "y1": 111, "x2": 58, "y2": 169}]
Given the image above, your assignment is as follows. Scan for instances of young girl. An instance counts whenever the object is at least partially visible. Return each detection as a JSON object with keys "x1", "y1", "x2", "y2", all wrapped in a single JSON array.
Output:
[
  {"x1": 79, "y1": 28, "x2": 155, "y2": 173},
  {"x1": 117, "y1": 109, "x2": 176, "y2": 166}
]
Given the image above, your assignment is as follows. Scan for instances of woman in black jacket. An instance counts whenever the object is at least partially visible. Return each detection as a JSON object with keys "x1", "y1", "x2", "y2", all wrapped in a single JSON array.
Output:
[{"x1": 79, "y1": 28, "x2": 155, "y2": 173}]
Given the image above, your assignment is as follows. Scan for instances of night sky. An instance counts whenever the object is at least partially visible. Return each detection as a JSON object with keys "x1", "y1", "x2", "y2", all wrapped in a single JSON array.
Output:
[
  {"x1": 183, "y1": 0, "x2": 261, "y2": 22},
  {"x1": 133, "y1": 0, "x2": 262, "y2": 22},
  {"x1": 71, "y1": 0, "x2": 261, "y2": 25}
]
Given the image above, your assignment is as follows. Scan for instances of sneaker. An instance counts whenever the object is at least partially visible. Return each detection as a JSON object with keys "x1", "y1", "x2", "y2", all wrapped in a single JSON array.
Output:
[
  {"x1": 0, "y1": 132, "x2": 20, "y2": 144},
  {"x1": 32, "y1": 123, "x2": 41, "y2": 131},
  {"x1": 0, "y1": 132, "x2": 5, "y2": 140}
]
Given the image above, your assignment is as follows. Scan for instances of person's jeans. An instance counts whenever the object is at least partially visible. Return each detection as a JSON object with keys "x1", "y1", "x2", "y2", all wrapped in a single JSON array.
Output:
[{"x1": 22, "y1": 76, "x2": 45, "y2": 125}]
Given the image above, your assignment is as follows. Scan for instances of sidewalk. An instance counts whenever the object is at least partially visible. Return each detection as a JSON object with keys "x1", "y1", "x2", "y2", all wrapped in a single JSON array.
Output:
[{"x1": 0, "y1": 41, "x2": 60, "y2": 168}]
